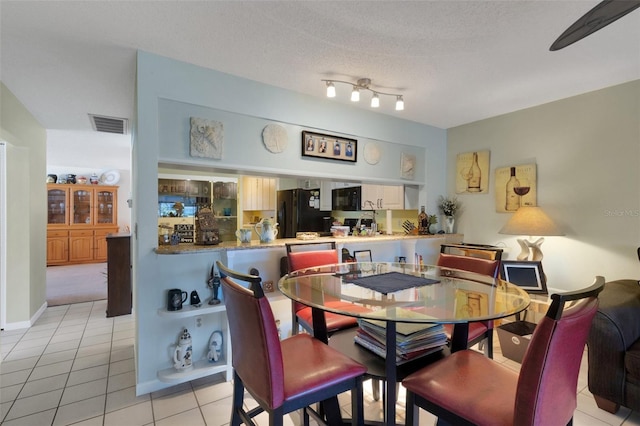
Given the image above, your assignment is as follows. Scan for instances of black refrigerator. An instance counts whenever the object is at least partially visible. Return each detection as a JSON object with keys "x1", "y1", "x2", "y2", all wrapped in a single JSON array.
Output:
[{"x1": 277, "y1": 189, "x2": 331, "y2": 238}]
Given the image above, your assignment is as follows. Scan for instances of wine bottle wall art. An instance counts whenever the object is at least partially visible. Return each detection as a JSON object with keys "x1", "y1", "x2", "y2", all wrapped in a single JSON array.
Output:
[
  {"x1": 456, "y1": 150, "x2": 490, "y2": 194},
  {"x1": 494, "y1": 164, "x2": 537, "y2": 213}
]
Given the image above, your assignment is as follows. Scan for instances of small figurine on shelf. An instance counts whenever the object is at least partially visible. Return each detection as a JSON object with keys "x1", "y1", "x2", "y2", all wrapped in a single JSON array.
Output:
[
  {"x1": 173, "y1": 328, "x2": 193, "y2": 371},
  {"x1": 207, "y1": 330, "x2": 223, "y2": 362},
  {"x1": 207, "y1": 264, "x2": 221, "y2": 305}
]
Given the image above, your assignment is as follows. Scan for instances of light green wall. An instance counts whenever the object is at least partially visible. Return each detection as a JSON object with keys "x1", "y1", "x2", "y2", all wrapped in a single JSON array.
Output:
[
  {"x1": 448, "y1": 80, "x2": 640, "y2": 290},
  {"x1": 0, "y1": 82, "x2": 47, "y2": 327},
  {"x1": 133, "y1": 51, "x2": 448, "y2": 393}
]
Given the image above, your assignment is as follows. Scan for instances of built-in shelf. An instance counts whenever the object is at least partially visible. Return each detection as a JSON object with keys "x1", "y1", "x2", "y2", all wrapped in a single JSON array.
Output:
[
  {"x1": 157, "y1": 303, "x2": 226, "y2": 319},
  {"x1": 157, "y1": 358, "x2": 228, "y2": 383}
]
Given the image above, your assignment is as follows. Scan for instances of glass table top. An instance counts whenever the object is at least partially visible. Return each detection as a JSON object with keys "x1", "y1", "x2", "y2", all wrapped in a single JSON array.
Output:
[{"x1": 278, "y1": 262, "x2": 531, "y2": 324}]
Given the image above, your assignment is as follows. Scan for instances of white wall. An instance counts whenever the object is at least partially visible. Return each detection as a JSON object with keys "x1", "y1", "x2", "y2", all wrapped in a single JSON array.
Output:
[
  {"x1": 46, "y1": 129, "x2": 132, "y2": 231},
  {"x1": 448, "y1": 80, "x2": 640, "y2": 292}
]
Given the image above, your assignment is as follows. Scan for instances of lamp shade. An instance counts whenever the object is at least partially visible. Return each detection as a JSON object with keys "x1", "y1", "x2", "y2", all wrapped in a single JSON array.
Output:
[{"x1": 499, "y1": 206, "x2": 564, "y2": 236}]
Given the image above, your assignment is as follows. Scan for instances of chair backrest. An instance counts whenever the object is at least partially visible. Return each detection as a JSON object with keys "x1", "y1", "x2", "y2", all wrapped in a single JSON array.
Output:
[
  {"x1": 436, "y1": 253, "x2": 500, "y2": 278},
  {"x1": 216, "y1": 261, "x2": 285, "y2": 410},
  {"x1": 440, "y1": 243, "x2": 503, "y2": 261},
  {"x1": 286, "y1": 242, "x2": 338, "y2": 272},
  {"x1": 514, "y1": 276, "x2": 605, "y2": 425}
]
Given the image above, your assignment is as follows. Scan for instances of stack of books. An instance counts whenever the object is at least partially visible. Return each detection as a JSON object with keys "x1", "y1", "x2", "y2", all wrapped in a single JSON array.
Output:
[{"x1": 354, "y1": 308, "x2": 448, "y2": 365}]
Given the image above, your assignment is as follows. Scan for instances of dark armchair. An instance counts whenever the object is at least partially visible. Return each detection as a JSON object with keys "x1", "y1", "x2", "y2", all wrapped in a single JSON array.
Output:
[{"x1": 587, "y1": 279, "x2": 640, "y2": 413}]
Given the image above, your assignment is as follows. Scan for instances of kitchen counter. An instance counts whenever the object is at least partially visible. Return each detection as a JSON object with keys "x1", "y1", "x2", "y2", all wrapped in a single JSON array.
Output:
[{"x1": 155, "y1": 233, "x2": 463, "y2": 255}]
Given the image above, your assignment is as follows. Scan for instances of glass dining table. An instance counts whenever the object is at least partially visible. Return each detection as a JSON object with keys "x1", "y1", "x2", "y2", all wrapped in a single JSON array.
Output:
[{"x1": 278, "y1": 261, "x2": 531, "y2": 425}]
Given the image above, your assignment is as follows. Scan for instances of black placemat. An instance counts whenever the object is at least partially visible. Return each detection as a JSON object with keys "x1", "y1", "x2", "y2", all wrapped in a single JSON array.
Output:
[{"x1": 348, "y1": 272, "x2": 439, "y2": 294}]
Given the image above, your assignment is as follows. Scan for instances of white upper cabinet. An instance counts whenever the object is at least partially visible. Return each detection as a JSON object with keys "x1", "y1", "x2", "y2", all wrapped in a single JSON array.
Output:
[{"x1": 361, "y1": 184, "x2": 404, "y2": 210}]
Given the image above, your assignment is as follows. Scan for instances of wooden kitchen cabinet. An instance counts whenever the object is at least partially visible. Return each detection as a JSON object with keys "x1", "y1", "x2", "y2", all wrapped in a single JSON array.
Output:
[
  {"x1": 242, "y1": 176, "x2": 276, "y2": 210},
  {"x1": 94, "y1": 229, "x2": 112, "y2": 262},
  {"x1": 47, "y1": 230, "x2": 69, "y2": 265},
  {"x1": 69, "y1": 230, "x2": 94, "y2": 263},
  {"x1": 361, "y1": 184, "x2": 405, "y2": 210},
  {"x1": 46, "y1": 184, "x2": 119, "y2": 265}
]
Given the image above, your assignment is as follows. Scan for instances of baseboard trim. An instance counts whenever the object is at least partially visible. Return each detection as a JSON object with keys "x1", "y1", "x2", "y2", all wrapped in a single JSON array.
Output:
[{"x1": 3, "y1": 301, "x2": 47, "y2": 330}]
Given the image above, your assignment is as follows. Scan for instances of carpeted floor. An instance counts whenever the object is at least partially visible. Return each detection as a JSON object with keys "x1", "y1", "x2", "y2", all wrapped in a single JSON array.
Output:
[{"x1": 46, "y1": 262, "x2": 108, "y2": 306}]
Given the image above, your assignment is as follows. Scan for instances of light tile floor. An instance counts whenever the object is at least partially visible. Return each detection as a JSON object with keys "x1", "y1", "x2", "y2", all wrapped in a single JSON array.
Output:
[{"x1": 1, "y1": 300, "x2": 639, "y2": 425}]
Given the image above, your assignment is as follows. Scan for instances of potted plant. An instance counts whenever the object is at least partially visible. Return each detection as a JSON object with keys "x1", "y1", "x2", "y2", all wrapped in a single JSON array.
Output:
[
  {"x1": 438, "y1": 196, "x2": 460, "y2": 233},
  {"x1": 427, "y1": 214, "x2": 438, "y2": 234}
]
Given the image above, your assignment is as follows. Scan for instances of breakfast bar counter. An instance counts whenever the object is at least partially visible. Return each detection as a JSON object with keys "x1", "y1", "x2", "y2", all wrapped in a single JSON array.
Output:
[{"x1": 155, "y1": 233, "x2": 463, "y2": 255}]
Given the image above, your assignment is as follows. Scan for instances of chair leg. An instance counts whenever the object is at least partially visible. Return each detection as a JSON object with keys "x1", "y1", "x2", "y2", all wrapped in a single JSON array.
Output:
[
  {"x1": 372, "y1": 378, "x2": 380, "y2": 401},
  {"x1": 405, "y1": 390, "x2": 418, "y2": 426},
  {"x1": 291, "y1": 310, "x2": 299, "y2": 335},
  {"x1": 231, "y1": 371, "x2": 244, "y2": 426},
  {"x1": 351, "y1": 377, "x2": 364, "y2": 426},
  {"x1": 484, "y1": 332, "x2": 494, "y2": 358},
  {"x1": 270, "y1": 406, "x2": 284, "y2": 426},
  {"x1": 302, "y1": 407, "x2": 310, "y2": 426}
]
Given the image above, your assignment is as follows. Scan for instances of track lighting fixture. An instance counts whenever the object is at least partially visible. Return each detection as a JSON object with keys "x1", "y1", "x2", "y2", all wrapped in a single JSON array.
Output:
[{"x1": 321, "y1": 78, "x2": 405, "y2": 111}]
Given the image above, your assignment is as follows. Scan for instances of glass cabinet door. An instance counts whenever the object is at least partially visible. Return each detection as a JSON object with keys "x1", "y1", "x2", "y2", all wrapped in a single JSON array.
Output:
[
  {"x1": 47, "y1": 188, "x2": 69, "y2": 225},
  {"x1": 71, "y1": 188, "x2": 93, "y2": 225},
  {"x1": 96, "y1": 188, "x2": 116, "y2": 224}
]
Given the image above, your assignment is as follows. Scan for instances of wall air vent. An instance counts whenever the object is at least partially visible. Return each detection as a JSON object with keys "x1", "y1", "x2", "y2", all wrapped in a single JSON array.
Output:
[{"x1": 89, "y1": 114, "x2": 128, "y2": 134}]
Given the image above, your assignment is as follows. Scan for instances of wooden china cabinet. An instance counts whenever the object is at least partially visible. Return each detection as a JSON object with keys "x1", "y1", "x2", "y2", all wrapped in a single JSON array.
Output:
[{"x1": 47, "y1": 184, "x2": 119, "y2": 265}]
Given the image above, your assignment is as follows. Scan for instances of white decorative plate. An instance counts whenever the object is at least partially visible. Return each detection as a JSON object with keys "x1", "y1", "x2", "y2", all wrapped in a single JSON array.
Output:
[
  {"x1": 100, "y1": 170, "x2": 120, "y2": 185},
  {"x1": 262, "y1": 124, "x2": 288, "y2": 153},
  {"x1": 364, "y1": 143, "x2": 381, "y2": 165}
]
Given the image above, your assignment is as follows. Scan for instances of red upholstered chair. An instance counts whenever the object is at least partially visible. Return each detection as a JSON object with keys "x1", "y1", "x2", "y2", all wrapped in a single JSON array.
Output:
[
  {"x1": 216, "y1": 261, "x2": 366, "y2": 426},
  {"x1": 286, "y1": 242, "x2": 365, "y2": 335},
  {"x1": 436, "y1": 253, "x2": 500, "y2": 358},
  {"x1": 402, "y1": 276, "x2": 605, "y2": 426}
]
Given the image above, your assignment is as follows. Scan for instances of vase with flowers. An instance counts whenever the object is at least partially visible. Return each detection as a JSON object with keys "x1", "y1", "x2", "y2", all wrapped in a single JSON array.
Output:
[{"x1": 438, "y1": 196, "x2": 460, "y2": 234}]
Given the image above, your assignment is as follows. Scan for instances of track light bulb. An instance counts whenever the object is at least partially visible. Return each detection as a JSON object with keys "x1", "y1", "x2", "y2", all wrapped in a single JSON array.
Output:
[
  {"x1": 351, "y1": 86, "x2": 360, "y2": 102},
  {"x1": 395, "y1": 95, "x2": 404, "y2": 111},
  {"x1": 326, "y1": 81, "x2": 336, "y2": 98},
  {"x1": 371, "y1": 93, "x2": 380, "y2": 108}
]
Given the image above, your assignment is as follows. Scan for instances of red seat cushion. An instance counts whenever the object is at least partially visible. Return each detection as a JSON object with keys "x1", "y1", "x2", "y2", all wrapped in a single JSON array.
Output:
[
  {"x1": 443, "y1": 321, "x2": 489, "y2": 342},
  {"x1": 297, "y1": 302, "x2": 371, "y2": 333},
  {"x1": 402, "y1": 350, "x2": 517, "y2": 425},
  {"x1": 281, "y1": 333, "x2": 367, "y2": 401}
]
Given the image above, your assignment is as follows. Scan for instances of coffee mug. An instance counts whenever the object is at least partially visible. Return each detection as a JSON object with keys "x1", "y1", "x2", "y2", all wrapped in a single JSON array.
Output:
[
  {"x1": 167, "y1": 288, "x2": 188, "y2": 311},
  {"x1": 235, "y1": 228, "x2": 252, "y2": 243}
]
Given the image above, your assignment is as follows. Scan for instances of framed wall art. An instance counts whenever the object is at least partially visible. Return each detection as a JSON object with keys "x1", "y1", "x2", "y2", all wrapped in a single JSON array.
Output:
[
  {"x1": 456, "y1": 150, "x2": 490, "y2": 194},
  {"x1": 301, "y1": 131, "x2": 357, "y2": 163},
  {"x1": 500, "y1": 260, "x2": 547, "y2": 294},
  {"x1": 400, "y1": 153, "x2": 416, "y2": 180},
  {"x1": 494, "y1": 163, "x2": 537, "y2": 213}
]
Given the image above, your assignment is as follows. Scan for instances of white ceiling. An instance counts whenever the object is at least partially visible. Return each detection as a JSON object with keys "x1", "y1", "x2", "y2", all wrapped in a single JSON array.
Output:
[{"x1": 1, "y1": 1, "x2": 639, "y2": 131}]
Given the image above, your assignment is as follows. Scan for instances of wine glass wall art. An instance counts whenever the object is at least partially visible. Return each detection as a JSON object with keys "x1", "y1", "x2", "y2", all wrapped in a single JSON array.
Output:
[
  {"x1": 456, "y1": 150, "x2": 490, "y2": 194},
  {"x1": 494, "y1": 164, "x2": 537, "y2": 213}
]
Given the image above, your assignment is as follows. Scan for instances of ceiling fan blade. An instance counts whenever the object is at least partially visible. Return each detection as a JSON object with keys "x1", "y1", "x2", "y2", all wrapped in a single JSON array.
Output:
[{"x1": 550, "y1": 0, "x2": 640, "y2": 51}]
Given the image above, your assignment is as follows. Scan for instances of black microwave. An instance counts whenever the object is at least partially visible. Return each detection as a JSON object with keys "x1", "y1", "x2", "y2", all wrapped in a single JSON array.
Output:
[{"x1": 332, "y1": 186, "x2": 361, "y2": 211}]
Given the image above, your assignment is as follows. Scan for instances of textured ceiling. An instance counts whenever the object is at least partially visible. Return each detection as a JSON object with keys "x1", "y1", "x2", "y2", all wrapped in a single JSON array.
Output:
[{"x1": 1, "y1": 1, "x2": 639, "y2": 131}]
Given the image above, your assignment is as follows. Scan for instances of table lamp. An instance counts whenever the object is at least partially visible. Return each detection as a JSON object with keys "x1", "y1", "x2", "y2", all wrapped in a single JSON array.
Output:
[{"x1": 498, "y1": 206, "x2": 563, "y2": 261}]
